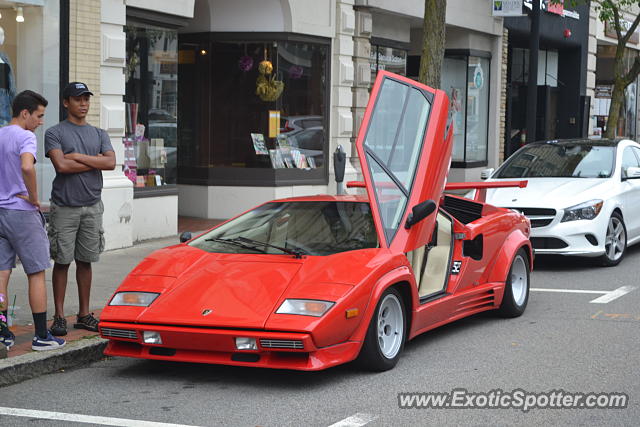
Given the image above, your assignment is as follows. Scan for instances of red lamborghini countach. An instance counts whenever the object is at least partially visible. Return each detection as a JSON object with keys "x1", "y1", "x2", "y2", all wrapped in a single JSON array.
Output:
[{"x1": 100, "y1": 71, "x2": 532, "y2": 371}]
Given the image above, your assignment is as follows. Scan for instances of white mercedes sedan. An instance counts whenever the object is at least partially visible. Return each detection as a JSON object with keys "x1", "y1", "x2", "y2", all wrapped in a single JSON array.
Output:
[{"x1": 479, "y1": 139, "x2": 640, "y2": 266}]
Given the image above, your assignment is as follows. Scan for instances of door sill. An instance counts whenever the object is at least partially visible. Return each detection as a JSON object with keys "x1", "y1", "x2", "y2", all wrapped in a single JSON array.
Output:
[{"x1": 419, "y1": 291, "x2": 448, "y2": 304}]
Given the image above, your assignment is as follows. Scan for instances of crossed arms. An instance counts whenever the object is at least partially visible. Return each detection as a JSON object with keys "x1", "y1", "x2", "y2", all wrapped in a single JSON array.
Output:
[{"x1": 48, "y1": 149, "x2": 116, "y2": 174}]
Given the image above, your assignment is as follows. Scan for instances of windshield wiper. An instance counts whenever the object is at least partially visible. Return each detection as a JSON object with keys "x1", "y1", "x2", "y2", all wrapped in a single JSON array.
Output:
[
  {"x1": 204, "y1": 237, "x2": 268, "y2": 253},
  {"x1": 235, "y1": 236, "x2": 306, "y2": 259}
]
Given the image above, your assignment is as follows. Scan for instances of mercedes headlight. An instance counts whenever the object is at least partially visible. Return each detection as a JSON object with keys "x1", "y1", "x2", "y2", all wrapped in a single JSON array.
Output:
[
  {"x1": 109, "y1": 292, "x2": 160, "y2": 307},
  {"x1": 276, "y1": 299, "x2": 335, "y2": 317},
  {"x1": 561, "y1": 200, "x2": 603, "y2": 222}
]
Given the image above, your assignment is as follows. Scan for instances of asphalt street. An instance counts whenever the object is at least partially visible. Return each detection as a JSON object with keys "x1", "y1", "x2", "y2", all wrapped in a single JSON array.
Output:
[{"x1": 1, "y1": 245, "x2": 639, "y2": 426}]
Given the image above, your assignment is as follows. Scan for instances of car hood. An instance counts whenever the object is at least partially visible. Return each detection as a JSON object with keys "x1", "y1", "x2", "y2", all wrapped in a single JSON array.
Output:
[
  {"x1": 126, "y1": 246, "x2": 382, "y2": 329},
  {"x1": 485, "y1": 177, "x2": 611, "y2": 208}
]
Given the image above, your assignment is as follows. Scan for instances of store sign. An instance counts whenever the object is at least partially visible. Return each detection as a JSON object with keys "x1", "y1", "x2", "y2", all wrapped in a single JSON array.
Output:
[
  {"x1": 547, "y1": 0, "x2": 563, "y2": 16},
  {"x1": 605, "y1": 20, "x2": 640, "y2": 45},
  {"x1": 523, "y1": 0, "x2": 580, "y2": 19},
  {"x1": 492, "y1": 0, "x2": 524, "y2": 17}
]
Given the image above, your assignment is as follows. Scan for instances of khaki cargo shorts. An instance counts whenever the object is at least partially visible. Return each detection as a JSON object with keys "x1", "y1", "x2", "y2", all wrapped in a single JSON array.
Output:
[{"x1": 48, "y1": 200, "x2": 105, "y2": 264}]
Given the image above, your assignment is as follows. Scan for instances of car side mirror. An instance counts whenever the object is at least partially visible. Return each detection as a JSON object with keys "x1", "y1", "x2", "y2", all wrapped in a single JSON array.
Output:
[
  {"x1": 405, "y1": 200, "x2": 437, "y2": 229},
  {"x1": 480, "y1": 168, "x2": 494, "y2": 180},
  {"x1": 623, "y1": 166, "x2": 640, "y2": 180},
  {"x1": 179, "y1": 231, "x2": 192, "y2": 243}
]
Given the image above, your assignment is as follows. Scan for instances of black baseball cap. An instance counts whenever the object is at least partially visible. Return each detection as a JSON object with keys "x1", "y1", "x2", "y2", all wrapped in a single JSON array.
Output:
[{"x1": 63, "y1": 82, "x2": 94, "y2": 98}]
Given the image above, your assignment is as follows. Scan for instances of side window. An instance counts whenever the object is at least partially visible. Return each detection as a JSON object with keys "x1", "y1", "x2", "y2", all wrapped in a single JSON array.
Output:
[
  {"x1": 621, "y1": 147, "x2": 640, "y2": 178},
  {"x1": 363, "y1": 77, "x2": 431, "y2": 244}
]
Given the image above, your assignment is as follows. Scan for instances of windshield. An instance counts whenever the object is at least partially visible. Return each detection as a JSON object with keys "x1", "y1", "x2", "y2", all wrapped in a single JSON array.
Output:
[
  {"x1": 496, "y1": 143, "x2": 615, "y2": 179},
  {"x1": 189, "y1": 201, "x2": 378, "y2": 256}
]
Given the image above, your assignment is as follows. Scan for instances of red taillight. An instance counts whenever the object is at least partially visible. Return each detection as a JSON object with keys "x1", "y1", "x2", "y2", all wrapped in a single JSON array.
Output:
[{"x1": 281, "y1": 120, "x2": 294, "y2": 132}]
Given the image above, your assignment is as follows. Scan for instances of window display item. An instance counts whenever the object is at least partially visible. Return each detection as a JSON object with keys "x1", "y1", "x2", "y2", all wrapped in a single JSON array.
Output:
[
  {"x1": 251, "y1": 133, "x2": 268, "y2": 155},
  {"x1": 268, "y1": 110, "x2": 280, "y2": 138},
  {"x1": 0, "y1": 26, "x2": 17, "y2": 127},
  {"x1": 149, "y1": 138, "x2": 165, "y2": 168},
  {"x1": 256, "y1": 60, "x2": 284, "y2": 102}
]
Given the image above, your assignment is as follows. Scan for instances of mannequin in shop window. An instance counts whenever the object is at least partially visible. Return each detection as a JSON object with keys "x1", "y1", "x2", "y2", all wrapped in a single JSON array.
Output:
[{"x1": 0, "y1": 26, "x2": 17, "y2": 127}]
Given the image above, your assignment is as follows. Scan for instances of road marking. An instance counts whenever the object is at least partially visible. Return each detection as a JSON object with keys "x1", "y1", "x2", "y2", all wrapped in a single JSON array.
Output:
[
  {"x1": 531, "y1": 288, "x2": 606, "y2": 294},
  {"x1": 531, "y1": 286, "x2": 636, "y2": 304},
  {"x1": 591, "y1": 310, "x2": 640, "y2": 321},
  {"x1": 0, "y1": 407, "x2": 199, "y2": 427},
  {"x1": 589, "y1": 286, "x2": 637, "y2": 304},
  {"x1": 328, "y1": 413, "x2": 378, "y2": 427}
]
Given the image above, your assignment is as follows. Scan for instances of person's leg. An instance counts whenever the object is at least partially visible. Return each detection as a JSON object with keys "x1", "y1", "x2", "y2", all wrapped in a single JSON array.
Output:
[
  {"x1": 13, "y1": 210, "x2": 66, "y2": 350},
  {"x1": 48, "y1": 202, "x2": 81, "y2": 321},
  {"x1": 75, "y1": 260, "x2": 92, "y2": 317},
  {"x1": 73, "y1": 201, "x2": 103, "y2": 332},
  {"x1": 52, "y1": 263, "x2": 70, "y2": 317},
  {"x1": 0, "y1": 211, "x2": 18, "y2": 346},
  {"x1": 27, "y1": 270, "x2": 48, "y2": 339},
  {"x1": 30, "y1": 269, "x2": 65, "y2": 351},
  {"x1": 0, "y1": 270, "x2": 10, "y2": 337},
  {"x1": 0, "y1": 270, "x2": 10, "y2": 300}
]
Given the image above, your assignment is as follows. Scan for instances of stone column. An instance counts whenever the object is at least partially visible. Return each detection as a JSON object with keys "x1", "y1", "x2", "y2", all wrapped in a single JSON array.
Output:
[
  {"x1": 331, "y1": 0, "x2": 356, "y2": 193},
  {"x1": 100, "y1": 0, "x2": 133, "y2": 249},
  {"x1": 586, "y1": 3, "x2": 598, "y2": 137},
  {"x1": 499, "y1": 28, "x2": 509, "y2": 163},
  {"x1": 351, "y1": 7, "x2": 372, "y2": 182}
]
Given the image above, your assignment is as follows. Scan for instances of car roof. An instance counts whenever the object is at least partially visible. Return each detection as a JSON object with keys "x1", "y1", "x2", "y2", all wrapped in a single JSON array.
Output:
[
  {"x1": 528, "y1": 138, "x2": 629, "y2": 147},
  {"x1": 269, "y1": 194, "x2": 370, "y2": 203}
]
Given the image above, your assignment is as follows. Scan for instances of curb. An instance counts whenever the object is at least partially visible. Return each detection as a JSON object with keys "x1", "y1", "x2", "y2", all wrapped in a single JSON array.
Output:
[{"x1": 0, "y1": 337, "x2": 107, "y2": 387}]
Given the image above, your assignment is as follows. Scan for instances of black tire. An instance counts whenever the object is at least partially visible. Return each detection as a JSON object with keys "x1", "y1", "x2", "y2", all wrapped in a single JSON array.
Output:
[
  {"x1": 497, "y1": 248, "x2": 530, "y2": 318},
  {"x1": 357, "y1": 287, "x2": 407, "y2": 371},
  {"x1": 598, "y1": 212, "x2": 627, "y2": 267}
]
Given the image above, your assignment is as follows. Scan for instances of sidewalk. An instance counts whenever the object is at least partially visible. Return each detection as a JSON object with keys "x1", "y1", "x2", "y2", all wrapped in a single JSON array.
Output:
[{"x1": 1, "y1": 217, "x2": 222, "y2": 386}]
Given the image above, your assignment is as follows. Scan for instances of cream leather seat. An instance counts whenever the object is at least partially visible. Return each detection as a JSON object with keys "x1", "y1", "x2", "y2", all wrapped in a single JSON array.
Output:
[{"x1": 406, "y1": 211, "x2": 454, "y2": 298}]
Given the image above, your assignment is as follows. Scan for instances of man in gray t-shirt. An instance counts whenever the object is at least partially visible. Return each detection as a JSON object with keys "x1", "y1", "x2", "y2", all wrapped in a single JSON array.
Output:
[{"x1": 44, "y1": 82, "x2": 116, "y2": 336}]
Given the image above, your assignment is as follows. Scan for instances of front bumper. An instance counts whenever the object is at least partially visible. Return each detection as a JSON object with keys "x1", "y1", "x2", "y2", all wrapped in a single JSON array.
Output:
[
  {"x1": 99, "y1": 321, "x2": 361, "y2": 371},
  {"x1": 529, "y1": 212, "x2": 608, "y2": 257}
]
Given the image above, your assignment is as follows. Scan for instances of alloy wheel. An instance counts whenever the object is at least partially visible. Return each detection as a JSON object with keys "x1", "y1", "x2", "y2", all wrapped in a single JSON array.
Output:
[
  {"x1": 510, "y1": 254, "x2": 528, "y2": 307},
  {"x1": 377, "y1": 293, "x2": 404, "y2": 359},
  {"x1": 605, "y1": 216, "x2": 626, "y2": 262}
]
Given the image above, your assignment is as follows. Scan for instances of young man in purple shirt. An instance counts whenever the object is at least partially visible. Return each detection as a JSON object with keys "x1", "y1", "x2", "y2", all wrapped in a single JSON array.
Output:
[{"x1": 0, "y1": 90, "x2": 65, "y2": 351}]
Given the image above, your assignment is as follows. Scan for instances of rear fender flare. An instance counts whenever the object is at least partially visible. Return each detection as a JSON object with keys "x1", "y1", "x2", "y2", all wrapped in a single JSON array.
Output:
[
  {"x1": 489, "y1": 230, "x2": 532, "y2": 302},
  {"x1": 348, "y1": 265, "x2": 417, "y2": 343}
]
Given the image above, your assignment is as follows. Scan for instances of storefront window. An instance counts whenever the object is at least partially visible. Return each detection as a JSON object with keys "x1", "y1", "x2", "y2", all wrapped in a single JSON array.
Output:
[
  {"x1": 124, "y1": 21, "x2": 178, "y2": 190},
  {"x1": 370, "y1": 45, "x2": 407, "y2": 83},
  {"x1": 441, "y1": 51, "x2": 490, "y2": 165},
  {"x1": 178, "y1": 34, "x2": 330, "y2": 186},
  {"x1": 0, "y1": 3, "x2": 60, "y2": 201},
  {"x1": 595, "y1": 45, "x2": 639, "y2": 140},
  {"x1": 442, "y1": 56, "x2": 467, "y2": 161},
  {"x1": 466, "y1": 56, "x2": 490, "y2": 162}
]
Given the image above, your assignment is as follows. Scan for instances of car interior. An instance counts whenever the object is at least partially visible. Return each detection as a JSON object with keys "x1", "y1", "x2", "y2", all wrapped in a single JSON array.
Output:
[{"x1": 406, "y1": 210, "x2": 454, "y2": 298}]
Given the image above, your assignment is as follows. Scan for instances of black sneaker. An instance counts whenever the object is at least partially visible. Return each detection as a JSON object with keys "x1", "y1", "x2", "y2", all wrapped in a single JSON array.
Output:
[
  {"x1": 50, "y1": 315, "x2": 68, "y2": 336},
  {"x1": 74, "y1": 313, "x2": 99, "y2": 332}
]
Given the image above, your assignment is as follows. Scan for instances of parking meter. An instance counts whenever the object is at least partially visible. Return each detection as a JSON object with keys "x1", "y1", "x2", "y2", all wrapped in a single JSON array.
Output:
[{"x1": 333, "y1": 145, "x2": 346, "y2": 195}]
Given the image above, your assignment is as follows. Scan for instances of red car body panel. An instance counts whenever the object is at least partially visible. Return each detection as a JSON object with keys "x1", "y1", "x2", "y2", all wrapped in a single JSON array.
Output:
[{"x1": 100, "y1": 71, "x2": 532, "y2": 371}]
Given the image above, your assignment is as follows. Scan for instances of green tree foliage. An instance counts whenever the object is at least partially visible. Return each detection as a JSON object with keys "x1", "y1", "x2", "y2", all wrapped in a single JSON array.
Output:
[{"x1": 561, "y1": 0, "x2": 640, "y2": 138}]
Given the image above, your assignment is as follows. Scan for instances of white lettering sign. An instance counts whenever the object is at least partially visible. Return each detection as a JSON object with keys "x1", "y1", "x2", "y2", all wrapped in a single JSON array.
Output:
[{"x1": 492, "y1": 0, "x2": 524, "y2": 17}]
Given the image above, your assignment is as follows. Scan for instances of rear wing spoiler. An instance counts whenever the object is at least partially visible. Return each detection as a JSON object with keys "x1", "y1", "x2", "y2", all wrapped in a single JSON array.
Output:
[
  {"x1": 444, "y1": 181, "x2": 528, "y2": 203},
  {"x1": 346, "y1": 180, "x2": 527, "y2": 203}
]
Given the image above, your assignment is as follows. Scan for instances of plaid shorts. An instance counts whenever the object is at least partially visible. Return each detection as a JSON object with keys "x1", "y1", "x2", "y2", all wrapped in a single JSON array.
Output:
[{"x1": 0, "y1": 208, "x2": 51, "y2": 274}]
